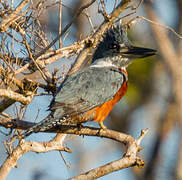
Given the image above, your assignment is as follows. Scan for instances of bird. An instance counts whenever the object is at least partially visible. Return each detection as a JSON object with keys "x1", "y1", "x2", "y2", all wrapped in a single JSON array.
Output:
[{"x1": 22, "y1": 22, "x2": 156, "y2": 137}]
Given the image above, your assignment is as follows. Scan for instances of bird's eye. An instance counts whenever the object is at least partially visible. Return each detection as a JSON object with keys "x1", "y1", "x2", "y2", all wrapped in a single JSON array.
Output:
[{"x1": 109, "y1": 43, "x2": 120, "y2": 51}]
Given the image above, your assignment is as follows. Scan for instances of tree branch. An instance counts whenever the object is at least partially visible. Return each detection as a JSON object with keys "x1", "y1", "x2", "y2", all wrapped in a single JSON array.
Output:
[
  {"x1": 0, "y1": 116, "x2": 148, "y2": 180},
  {"x1": 69, "y1": 129, "x2": 148, "y2": 179},
  {"x1": 34, "y1": 0, "x2": 97, "y2": 60},
  {"x1": 0, "y1": 0, "x2": 31, "y2": 32},
  {"x1": 0, "y1": 89, "x2": 34, "y2": 105},
  {"x1": 0, "y1": 134, "x2": 69, "y2": 180}
]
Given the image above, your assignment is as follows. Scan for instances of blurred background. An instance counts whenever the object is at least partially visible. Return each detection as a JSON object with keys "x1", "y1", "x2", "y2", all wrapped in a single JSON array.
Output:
[{"x1": 0, "y1": 0, "x2": 182, "y2": 179}]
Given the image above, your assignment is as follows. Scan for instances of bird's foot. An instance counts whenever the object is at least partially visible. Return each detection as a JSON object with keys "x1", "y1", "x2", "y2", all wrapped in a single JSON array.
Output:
[{"x1": 99, "y1": 122, "x2": 107, "y2": 130}]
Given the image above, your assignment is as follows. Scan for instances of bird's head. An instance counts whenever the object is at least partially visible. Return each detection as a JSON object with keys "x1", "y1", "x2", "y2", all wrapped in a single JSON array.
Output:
[{"x1": 92, "y1": 21, "x2": 156, "y2": 67}]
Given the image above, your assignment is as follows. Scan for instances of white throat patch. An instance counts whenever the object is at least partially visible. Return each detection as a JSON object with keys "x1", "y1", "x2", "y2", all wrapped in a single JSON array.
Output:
[{"x1": 90, "y1": 59, "x2": 116, "y2": 68}]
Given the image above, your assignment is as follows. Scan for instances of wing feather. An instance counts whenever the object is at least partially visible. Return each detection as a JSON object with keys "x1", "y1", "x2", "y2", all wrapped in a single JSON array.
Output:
[{"x1": 50, "y1": 66, "x2": 124, "y2": 118}]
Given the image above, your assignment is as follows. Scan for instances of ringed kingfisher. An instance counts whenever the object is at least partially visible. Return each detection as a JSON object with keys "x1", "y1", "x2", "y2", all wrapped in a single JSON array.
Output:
[{"x1": 23, "y1": 22, "x2": 156, "y2": 137}]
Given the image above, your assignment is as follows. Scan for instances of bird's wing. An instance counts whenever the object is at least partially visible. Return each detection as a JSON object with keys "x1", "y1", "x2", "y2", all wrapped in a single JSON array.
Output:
[{"x1": 50, "y1": 66, "x2": 125, "y2": 118}]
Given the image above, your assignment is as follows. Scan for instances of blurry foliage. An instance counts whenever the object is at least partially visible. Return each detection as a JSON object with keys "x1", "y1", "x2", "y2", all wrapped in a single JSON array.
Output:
[{"x1": 127, "y1": 56, "x2": 156, "y2": 106}]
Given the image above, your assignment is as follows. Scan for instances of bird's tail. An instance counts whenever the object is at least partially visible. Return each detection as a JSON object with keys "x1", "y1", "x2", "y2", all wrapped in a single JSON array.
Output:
[{"x1": 22, "y1": 115, "x2": 61, "y2": 138}]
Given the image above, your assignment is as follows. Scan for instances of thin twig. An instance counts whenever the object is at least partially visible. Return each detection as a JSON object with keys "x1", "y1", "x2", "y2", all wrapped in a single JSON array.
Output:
[
  {"x1": 0, "y1": 0, "x2": 31, "y2": 32},
  {"x1": 34, "y1": 0, "x2": 97, "y2": 60},
  {"x1": 22, "y1": 32, "x2": 49, "y2": 82},
  {"x1": 137, "y1": 15, "x2": 182, "y2": 39},
  {"x1": 59, "y1": 0, "x2": 63, "y2": 48}
]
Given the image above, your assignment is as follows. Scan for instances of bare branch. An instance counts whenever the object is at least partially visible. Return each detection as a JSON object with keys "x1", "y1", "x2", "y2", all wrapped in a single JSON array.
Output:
[
  {"x1": 59, "y1": 0, "x2": 63, "y2": 48},
  {"x1": 137, "y1": 15, "x2": 182, "y2": 39},
  {"x1": 0, "y1": 115, "x2": 148, "y2": 180},
  {"x1": 70, "y1": 157, "x2": 142, "y2": 180},
  {"x1": 34, "y1": 0, "x2": 97, "y2": 60},
  {"x1": 0, "y1": 134, "x2": 69, "y2": 180},
  {"x1": 70, "y1": 129, "x2": 148, "y2": 179},
  {"x1": 0, "y1": 40, "x2": 86, "y2": 113},
  {"x1": 0, "y1": 117, "x2": 145, "y2": 145},
  {"x1": 0, "y1": 0, "x2": 31, "y2": 32},
  {"x1": 0, "y1": 89, "x2": 34, "y2": 105}
]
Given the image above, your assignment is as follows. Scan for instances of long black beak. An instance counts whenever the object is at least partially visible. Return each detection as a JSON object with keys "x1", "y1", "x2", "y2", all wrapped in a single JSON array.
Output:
[{"x1": 121, "y1": 46, "x2": 157, "y2": 58}]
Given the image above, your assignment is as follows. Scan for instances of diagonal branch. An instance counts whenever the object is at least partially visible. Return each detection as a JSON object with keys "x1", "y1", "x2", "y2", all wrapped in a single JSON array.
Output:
[
  {"x1": 0, "y1": 89, "x2": 34, "y2": 105},
  {"x1": 67, "y1": 129, "x2": 148, "y2": 179},
  {"x1": 0, "y1": 134, "x2": 69, "y2": 180},
  {"x1": 0, "y1": 0, "x2": 31, "y2": 32},
  {"x1": 70, "y1": 157, "x2": 142, "y2": 180},
  {"x1": 34, "y1": 0, "x2": 97, "y2": 60}
]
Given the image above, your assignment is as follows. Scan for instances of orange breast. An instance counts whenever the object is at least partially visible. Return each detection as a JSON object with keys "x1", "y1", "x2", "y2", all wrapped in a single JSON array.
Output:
[
  {"x1": 89, "y1": 81, "x2": 128, "y2": 123},
  {"x1": 70, "y1": 81, "x2": 128, "y2": 124}
]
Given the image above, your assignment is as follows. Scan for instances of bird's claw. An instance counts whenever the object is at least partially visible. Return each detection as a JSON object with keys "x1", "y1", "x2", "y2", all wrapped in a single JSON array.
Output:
[{"x1": 99, "y1": 122, "x2": 107, "y2": 130}]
